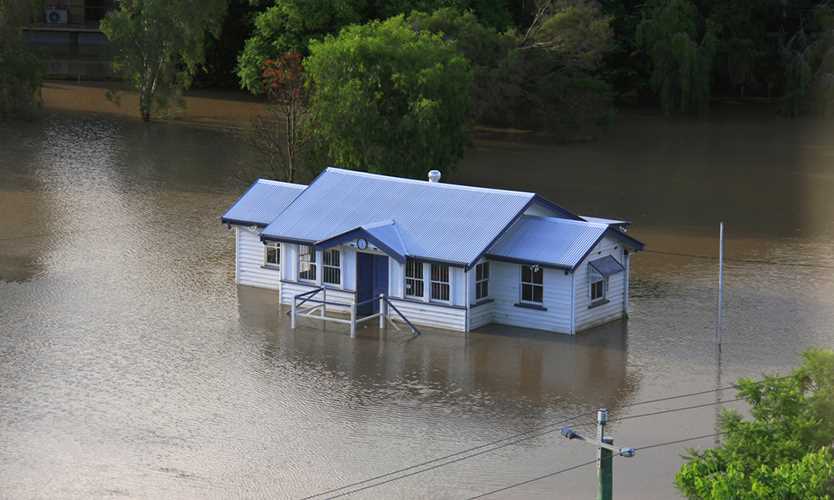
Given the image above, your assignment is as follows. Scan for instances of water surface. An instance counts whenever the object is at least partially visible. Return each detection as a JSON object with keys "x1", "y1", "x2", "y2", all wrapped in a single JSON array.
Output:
[{"x1": 1, "y1": 108, "x2": 833, "y2": 499}]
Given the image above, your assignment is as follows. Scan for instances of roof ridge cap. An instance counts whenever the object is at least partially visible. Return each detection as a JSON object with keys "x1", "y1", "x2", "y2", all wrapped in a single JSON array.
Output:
[
  {"x1": 325, "y1": 167, "x2": 535, "y2": 198},
  {"x1": 256, "y1": 178, "x2": 307, "y2": 189}
]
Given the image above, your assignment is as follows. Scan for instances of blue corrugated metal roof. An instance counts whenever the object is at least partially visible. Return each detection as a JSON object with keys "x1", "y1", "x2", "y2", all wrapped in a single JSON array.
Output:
[
  {"x1": 261, "y1": 168, "x2": 536, "y2": 266},
  {"x1": 487, "y1": 216, "x2": 609, "y2": 269},
  {"x1": 589, "y1": 255, "x2": 625, "y2": 276},
  {"x1": 221, "y1": 179, "x2": 306, "y2": 226},
  {"x1": 315, "y1": 220, "x2": 408, "y2": 262}
]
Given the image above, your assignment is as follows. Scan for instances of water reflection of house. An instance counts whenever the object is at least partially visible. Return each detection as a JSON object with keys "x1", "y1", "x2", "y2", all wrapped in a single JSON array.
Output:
[
  {"x1": 223, "y1": 168, "x2": 644, "y2": 335},
  {"x1": 237, "y1": 286, "x2": 637, "y2": 414},
  {"x1": 23, "y1": 1, "x2": 115, "y2": 79}
]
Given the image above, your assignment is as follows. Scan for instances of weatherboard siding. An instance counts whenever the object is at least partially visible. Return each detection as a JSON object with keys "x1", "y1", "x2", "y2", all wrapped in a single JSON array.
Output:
[
  {"x1": 469, "y1": 301, "x2": 494, "y2": 330},
  {"x1": 235, "y1": 227, "x2": 280, "y2": 290},
  {"x1": 387, "y1": 298, "x2": 466, "y2": 332},
  {"x1": 490, "y1": 261, "x2": 573, "y2": 334},
  {"x1": 574, "y1": 236, "x2": 626, "y2": 331},
  {"x1": 280, "y1": 281, "x2": 355, "y2": 313}
]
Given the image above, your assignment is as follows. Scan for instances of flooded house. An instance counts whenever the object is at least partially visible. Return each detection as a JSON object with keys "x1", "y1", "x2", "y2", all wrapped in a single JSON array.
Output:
[{"x1": 221, "y1": 167, "x2": 644, "y2": 334}]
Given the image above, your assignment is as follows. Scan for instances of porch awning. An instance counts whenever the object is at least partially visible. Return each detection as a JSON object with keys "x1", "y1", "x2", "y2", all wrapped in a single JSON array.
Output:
[
  {"x1": 315, "y1": 219, "x2": 408, "y2": 263},
  {"x1": 588, "y1": 255, "x2": 625, "y2": 277}
]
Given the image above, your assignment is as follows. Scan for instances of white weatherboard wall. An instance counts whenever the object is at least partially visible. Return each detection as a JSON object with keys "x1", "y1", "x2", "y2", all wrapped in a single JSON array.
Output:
[
  {"x1": 279, "y1": 243, "x2": 356, "y2": 311},
  {"x1": 466, "y1": 264, "x2": 495, "y2": 331},
  {"x1": 385, "y1": 261, "x2": 468, "y2": 332},
  {"x1": 489, "y1": 261, "x2": 573, "y2": 334},
  {"x1": 235, "y1": 227, "x2": 280, "y2": 290},
  {"x1": 574, "y1": 235, "x2": 626, "y2": 332},
  {"x1": 387, "y1": 298, "x2": 467, "y2": 331}
]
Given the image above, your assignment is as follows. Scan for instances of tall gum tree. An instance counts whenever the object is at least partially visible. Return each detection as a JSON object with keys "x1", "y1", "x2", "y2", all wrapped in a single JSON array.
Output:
[{"x1": 101, "y1": 0, "x2": 228, "y2": 121}]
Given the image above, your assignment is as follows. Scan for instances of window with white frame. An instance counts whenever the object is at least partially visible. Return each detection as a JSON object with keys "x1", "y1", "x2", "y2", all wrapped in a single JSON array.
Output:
[
  {"x1": 264, "y1": 242, "x2": 280, "y2": 268},
  {"x1": 475, "y1": 261, "x2": 489, "y2": 300},
  {"x1": 322, "y1": 248, "x2": 341, "y2": 285},
  {"x1": 430, "y1": 263, "x2": 450, "y2": 302},
  {"x1": 590, "y1": 269, "x2": 607, "y2": 302},
  {"x1": 298, "y1": 245, "x2": 317, "y2": 281},
  {"x1": 520, "y1": 264, "x2": 543, "y2": 304},
  {"x1": 405, "y1": 258, "x2": 424, "y2": 298}
]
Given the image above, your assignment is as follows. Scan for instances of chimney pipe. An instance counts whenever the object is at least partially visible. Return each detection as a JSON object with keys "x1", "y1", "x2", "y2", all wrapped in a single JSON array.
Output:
[{"x1": 428, "y1": 170, "x2": 441, "y2": 183}]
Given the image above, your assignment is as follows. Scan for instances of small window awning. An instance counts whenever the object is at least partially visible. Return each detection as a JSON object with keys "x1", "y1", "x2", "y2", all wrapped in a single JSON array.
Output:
[{"x1": 589, "y1": 256, "x2": 625, "y2": 277}]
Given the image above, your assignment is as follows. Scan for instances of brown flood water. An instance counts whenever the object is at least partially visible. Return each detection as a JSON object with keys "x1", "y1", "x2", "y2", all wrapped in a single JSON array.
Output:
[{"x1": 1, "y1": 96, "x2": 834, "y2": 499}]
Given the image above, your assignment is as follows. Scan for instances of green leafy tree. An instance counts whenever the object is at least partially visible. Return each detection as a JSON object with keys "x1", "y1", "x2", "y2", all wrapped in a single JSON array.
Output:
[
  {"x1": 676, "y1": 348, "x2": 834, "y2": 499},
  {"x1": 304, "y1": 15, "x2": 472, "y2": 178},
  {"x1": 375, "y1": 0, "x2": 512, "y2": 30},
  {"x1": 0, "y1": 0, "x2": 43, "y2": 119},
  {"x1": 496, "y1": 0, "x2": 614, "y2": 134},
  {"x1": 704, "y1": 0, "x2": 770, "y2": 98},
  {"x1": 100, "y1": 0, "x2": 228, "y2": 121},
  {"x1": 407, "y1": 7, "x2": 513, "y2": 123},
  {"x1": 636, "y1": 0, "x2": 717, "y2": 114},
  {"x1": 236, "y1": 0, "x2": 367, "y2": 94},
  {"x1": 236, "y1": 0, "x2": 511, "y2": 95}
]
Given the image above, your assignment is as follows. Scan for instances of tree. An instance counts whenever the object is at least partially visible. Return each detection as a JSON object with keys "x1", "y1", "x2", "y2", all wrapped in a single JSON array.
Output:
[
  {"x1": 236, "y1": 0, "x2": 367, "y2": 94},
  {"x1": 0, "y1": 0, "x2": 43, "y2": 119},
  {"x1": 636, "y1": 0, "x2": 717, "y2": 114},
  {"x1": 499, "y1": 0, "x2": 614, "y2": 134},
  {"x1": 407, "y1": 7, "x2": 513, "y2": 123},
  {"x1": 374, "y1": 0, "x2": 513, "y2": 30},
  {"x1": 303, "y1": 15, "x2": 472, "y2": 178},
  {"x1": 100, "y1": 0, "x2": 228, "y2": 121},
  {"x1": 676, "y1": 348, "x2": 834, "y2": 499},
  {"x1": 244, "y1": 52, "x2": 310, "y2": 183}
]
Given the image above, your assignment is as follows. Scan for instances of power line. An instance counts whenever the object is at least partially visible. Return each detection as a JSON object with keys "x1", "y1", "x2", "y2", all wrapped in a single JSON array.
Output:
[
  {"x1": 302, "y1": 378, "x2": 787, "y2": 499},
  {"x1": 635, "y1": 432, "x2": 727, "y2": 452},
  {"x1": 571, "y1": 398, "x2": 745, "y2": 429},
  {"x1": 466, "y1": 458, "x2": 601, "y2": 500},
  {"x1": 307, "y1": 411, "x2": 594, "y2": 500},
  {"x1": 644, "y1": 249, "x2": 834, "y2": 271},
  {"x1": 467, "y1": 431, "x2": 730, "y2": 499}
]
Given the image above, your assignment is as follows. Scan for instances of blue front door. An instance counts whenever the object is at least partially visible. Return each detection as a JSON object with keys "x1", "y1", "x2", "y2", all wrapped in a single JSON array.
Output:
[{"x1": 357, "y1": 253, "x2": 389, "y2": 316}]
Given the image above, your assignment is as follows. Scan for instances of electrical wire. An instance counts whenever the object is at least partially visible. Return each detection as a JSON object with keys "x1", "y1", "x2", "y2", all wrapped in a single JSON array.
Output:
[
  {"x1": 301, "y1": 411, "x2": 594, "y2": 500},
  {"x1": 635, "y1": 432, "x2": 727, "y2": 452},
  {"x1": 300, "y1": 381, "x2": 772, "y2": 499},
  {"x1": 570, "y1": 398, "x2": 745, "y2": 429},
  {"x1": 465, "y1": 458, "x2": 602, "y2": 500},
  {"x1": 643, "y1": 249, "x2": 834, "y2": 270},
  {"x1": 465, "y1": 431, "x2": 730, "y2": 499}
]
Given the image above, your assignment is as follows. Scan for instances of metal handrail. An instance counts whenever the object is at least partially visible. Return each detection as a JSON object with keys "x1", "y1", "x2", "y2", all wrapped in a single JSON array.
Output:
[
  {"x1": 383, "y1": 296, "x2": 421, "y2": 336},
  {"x1": 294, "y1": 287, "x2": 324, "y2": 309},
  {"x1": 355, "y1": 295, "x2": 381, "y2": 307}
]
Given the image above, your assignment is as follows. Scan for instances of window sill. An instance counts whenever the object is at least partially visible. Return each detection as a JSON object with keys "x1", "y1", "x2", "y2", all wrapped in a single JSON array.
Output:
[
  {"x1": 261, "y1": 264, "x2": 280, "y2": 271},
  {"x1": 588, "y1": 299, "x2": 610, "y2": 310},
  {"x1": 514, "y1": 302, "x2": 547, "y2": 311},
  {"x1": 391, "y1": 296, "x2": 466, "y2": 310},
  {"x1": 471, "y1": 298, "x2": 494, "y2": 308}
]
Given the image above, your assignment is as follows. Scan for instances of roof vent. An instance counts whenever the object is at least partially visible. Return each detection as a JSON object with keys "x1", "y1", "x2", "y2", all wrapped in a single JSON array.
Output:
[{"x1": 428, "y1": 170, "x2": 442, "y2": 183}]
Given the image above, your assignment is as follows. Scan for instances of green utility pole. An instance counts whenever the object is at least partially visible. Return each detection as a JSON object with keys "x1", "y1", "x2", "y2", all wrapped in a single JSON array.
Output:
[
  {"x1": 597, "y1": 409, "x2": 613, "y2": 500},
  {"x1": 561, "y1": 408, "x2": 635, "y2": 500}
]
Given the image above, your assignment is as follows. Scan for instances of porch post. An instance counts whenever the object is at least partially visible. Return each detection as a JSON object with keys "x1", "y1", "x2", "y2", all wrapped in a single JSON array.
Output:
[
  {"x1": 379, "y1": 293, "x2": 385, "y2": 328},
  {"x1": 291, "y1": 297, "x2": 296, "y2": 329},
  {"x1": 350, "y1": 303, "x2": 356, "y2": 338}
]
